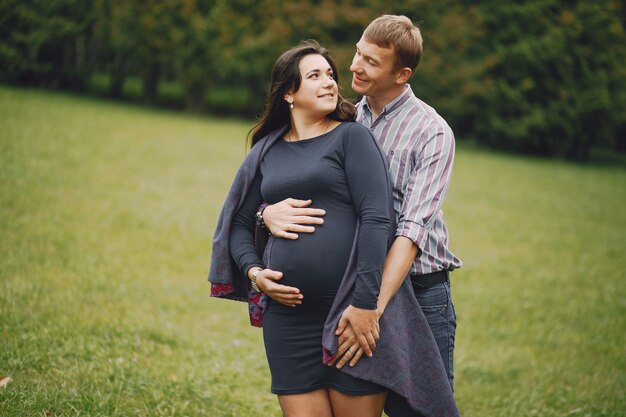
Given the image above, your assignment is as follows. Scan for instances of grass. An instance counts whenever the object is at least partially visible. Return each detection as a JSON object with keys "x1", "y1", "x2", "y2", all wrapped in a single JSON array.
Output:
[{"x1": 0, "y1": 85, "x2": 624, "y2": 416}]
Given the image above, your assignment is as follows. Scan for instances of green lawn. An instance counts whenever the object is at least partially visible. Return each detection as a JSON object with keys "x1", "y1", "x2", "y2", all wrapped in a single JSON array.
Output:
[{"x1": 1, "y1": 86, "x2": 624, "y2": 417}]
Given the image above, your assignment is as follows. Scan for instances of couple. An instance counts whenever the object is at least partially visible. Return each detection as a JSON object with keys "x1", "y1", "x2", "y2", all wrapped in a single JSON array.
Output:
[{"x1": 209, "y1": 15, "x2": 462, "y2": 417}]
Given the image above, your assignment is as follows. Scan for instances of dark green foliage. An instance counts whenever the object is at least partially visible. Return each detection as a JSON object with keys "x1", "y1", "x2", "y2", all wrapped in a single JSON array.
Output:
[
  {"x1": 1, "y1": 0, "x2": 624, "y2": 159},
  {"x1": 472, "y1": 0, "x2": 626, "y2": 159},
  {"x1": 0, "y1": 0, "x2": 95, "y2": 89}
]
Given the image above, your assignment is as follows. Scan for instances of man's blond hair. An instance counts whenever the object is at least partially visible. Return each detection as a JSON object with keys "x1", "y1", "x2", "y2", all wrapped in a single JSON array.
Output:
[{"x1": 363, "y1": 15, "x2": 423, "y2": 73}]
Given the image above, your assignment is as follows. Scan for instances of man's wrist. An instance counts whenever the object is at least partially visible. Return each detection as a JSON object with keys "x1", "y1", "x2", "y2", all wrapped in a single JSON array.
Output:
[{"x1": 255, "y1": 203, "x2": 269, "y2": 231}]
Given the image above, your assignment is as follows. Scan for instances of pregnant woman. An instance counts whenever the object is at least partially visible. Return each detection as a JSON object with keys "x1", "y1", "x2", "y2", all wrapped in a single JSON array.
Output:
[
  {"x1": 212, "y1": 41, "x2": 391, "y2": 417},
  {"x1": 210, "y1": 38, "x2": 461, "y2": 417}
]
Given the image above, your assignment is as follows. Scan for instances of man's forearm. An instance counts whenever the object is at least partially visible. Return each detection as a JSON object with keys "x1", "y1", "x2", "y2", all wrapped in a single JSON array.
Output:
[{"x1": 378, "y1": 236, "x2": 420, "y2": 314}]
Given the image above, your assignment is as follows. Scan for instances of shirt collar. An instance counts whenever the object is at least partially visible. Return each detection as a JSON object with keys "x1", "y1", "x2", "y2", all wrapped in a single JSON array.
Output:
[{"x1": 359, "y1": 84, "x2": 413, "y2": 125}]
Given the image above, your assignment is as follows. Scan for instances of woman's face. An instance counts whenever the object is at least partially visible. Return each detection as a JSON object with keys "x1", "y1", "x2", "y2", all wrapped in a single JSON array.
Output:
[{"x1": 287, "y1": 54, "x2": 338, "y2": 118}]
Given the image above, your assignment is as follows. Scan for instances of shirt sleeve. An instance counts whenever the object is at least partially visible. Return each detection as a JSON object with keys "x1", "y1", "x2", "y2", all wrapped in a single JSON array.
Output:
[
  {"x1": 396, "y1": 123, "x2": 455, "y2": 250},
  {"x1": 229, "y1": 172, "x2": 265, "y2": 275},
  {"x1": 343, "y1": 124, "x2": 392, "y2": 309}
]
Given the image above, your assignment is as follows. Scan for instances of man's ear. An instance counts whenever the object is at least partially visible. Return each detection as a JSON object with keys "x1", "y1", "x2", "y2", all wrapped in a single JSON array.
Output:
[{"x1": 395, "y1": 67, "x2": 413, "y2": 84}]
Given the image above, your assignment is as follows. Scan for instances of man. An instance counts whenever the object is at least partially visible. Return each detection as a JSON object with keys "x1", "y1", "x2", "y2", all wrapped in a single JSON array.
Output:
[{"x1": 257, "y1": 14, "x2": 461, "y2": 399}]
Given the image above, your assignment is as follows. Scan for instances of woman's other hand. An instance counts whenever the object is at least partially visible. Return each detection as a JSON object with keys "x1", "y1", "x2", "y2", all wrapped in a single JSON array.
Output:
[
  {"x1": 335, "y1": 305, "x2": 380, "y2": 358},
  {"x1": 256, "y1": 268, "x2": 304, "y2": 307}
]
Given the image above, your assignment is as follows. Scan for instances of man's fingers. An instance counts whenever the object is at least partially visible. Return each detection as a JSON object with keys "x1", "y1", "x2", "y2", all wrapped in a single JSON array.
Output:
[
  {"x1": 349, "y1": 347, "x2": 364, "y2": 367},
  {"x1": 335, "y1": 354, "x2": 350, "y2": 369},
  {"x1": 294, "y1": 215, "x2": 324, "y2": 225},
  {"x1": 290, "y1": 224, "x2": 316, "y2": 233},
  {"x1": 274, "y1": 230, "x2": 299, "y2": 240},
  {"x1": 336, "y1": 339, "x2": 353, "y2": 356},
  {"x1": 286, "y1": 198, "x2": 313, "y2": 208},
  {"x1": 326, "y1": 334, "x2": 354, "y2": 367},
  {"x1": 336, "y1": 343, "x2": 360, "y2": 369},
  {"x1": 273, "y1": 223, "x2": 315, "y2": 239}
]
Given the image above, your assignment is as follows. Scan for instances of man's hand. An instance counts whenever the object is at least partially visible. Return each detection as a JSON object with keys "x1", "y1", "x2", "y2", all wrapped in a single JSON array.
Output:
[
  {"x1": 263, "y1": 198, "x2": 325, "y2": 239},
  {"x1": 327, "y1": 324, "x2": 365, "y2": 369},
  {"x1": 335, "y1": 305, "x2": 380, "y2": 358},
  {"x1": 256, "y1": 269, "x2": 303, "y2": 307}
]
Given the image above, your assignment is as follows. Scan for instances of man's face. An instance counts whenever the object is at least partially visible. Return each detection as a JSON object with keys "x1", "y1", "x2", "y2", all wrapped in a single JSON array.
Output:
[{"x1": 350, "y1": 36, "x2": 398, "y2": 99}]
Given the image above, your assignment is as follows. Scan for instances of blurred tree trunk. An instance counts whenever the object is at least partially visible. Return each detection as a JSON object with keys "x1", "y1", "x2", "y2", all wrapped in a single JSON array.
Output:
[
  {"x1": 109, "y1": 53, "x2": 126, "y2": 98},
  {"x1": 184, "y1": 81, "x2": 207, "y2": 113},
  {"x1": 616, "y1": 127, "x2": 626, "y2": 152},
  {"x1": 142, "y1": 62, "x2": 159, "y2": 104}
]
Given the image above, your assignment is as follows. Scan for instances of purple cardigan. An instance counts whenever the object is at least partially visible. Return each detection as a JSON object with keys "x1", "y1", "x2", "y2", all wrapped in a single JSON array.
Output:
[{"x1": 208, "y1": 126, "x2": 460, "y2": 417}]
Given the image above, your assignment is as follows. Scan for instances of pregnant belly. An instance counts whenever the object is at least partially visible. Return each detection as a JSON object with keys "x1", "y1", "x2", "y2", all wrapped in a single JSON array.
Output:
[{"x1": 266, "y1": 226, "x2": 355, "y2": 309}]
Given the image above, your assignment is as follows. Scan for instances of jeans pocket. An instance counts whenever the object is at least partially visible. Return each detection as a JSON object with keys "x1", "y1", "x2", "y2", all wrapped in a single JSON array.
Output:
[{"x1": 412, "y1": 283, "x2": 449, "y2": 315}]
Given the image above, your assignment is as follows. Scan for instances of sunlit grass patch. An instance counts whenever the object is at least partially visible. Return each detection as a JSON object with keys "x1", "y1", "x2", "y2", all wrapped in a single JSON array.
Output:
[{"x1": 1, "y1": 86, "x2": 624, "y2": 416}]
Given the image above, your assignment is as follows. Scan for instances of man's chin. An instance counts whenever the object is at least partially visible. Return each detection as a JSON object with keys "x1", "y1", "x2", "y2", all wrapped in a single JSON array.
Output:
[{"x1": 351, "y1": 82, "x2": 367, "y2": 95}]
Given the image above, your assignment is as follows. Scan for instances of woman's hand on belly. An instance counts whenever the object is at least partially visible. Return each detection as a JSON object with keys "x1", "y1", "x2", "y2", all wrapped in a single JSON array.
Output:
[{"x1": 257, "y1": 268, "x2": 304, "y2": 307}]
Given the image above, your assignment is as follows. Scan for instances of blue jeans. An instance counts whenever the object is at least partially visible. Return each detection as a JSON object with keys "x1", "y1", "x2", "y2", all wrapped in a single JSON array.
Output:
[{"x1": 411, "y1": 279, "x2": 456, "y2": 390}]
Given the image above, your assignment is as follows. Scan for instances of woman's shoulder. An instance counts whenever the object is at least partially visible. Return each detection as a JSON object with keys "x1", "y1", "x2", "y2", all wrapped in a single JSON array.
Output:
[
  {"x1": 335, "y1": 121, "x2": 377, "y2": 149},
  {"x1": 341, "y1": 120, "x2": 371, "y2": 135},
  {"x1": 333, "y1": 121, "x2": 373, "y2": 141}
]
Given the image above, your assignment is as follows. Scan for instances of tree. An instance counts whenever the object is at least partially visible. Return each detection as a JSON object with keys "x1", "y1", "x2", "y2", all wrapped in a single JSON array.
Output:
[
  {"x1": 474, "y1": 0, "x2": 626, "y2": 159},
  {"x1": 0, "y1": 0, "x2": 95, "y2": 89}
]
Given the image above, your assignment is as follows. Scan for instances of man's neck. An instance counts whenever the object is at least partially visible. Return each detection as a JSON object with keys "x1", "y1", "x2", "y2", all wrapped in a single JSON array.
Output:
[{"x1": 366, "y1": 84, "x2": 407, "y2": 119}]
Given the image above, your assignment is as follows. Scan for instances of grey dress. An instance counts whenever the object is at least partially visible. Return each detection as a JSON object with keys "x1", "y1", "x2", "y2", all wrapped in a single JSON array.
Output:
[{"x1": 230, "y1": 121, "x2": 391, "y2": 394}]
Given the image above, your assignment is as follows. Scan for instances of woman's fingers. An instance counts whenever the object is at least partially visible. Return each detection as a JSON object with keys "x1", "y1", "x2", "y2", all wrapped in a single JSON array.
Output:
[{"x1": 256, "y1": 270, "x2": 303, "y2": 307}]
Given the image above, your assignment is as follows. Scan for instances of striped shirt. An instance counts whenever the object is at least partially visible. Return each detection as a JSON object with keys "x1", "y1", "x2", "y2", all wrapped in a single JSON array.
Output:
[{"x1": 357, "y1": 85, "x2": 462, "y2": 275}]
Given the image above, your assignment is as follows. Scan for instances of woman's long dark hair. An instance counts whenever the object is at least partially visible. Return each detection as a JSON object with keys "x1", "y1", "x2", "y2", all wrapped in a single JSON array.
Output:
[{"x1": 249, "y1": 40, "x2": 356, "y2": 147}]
